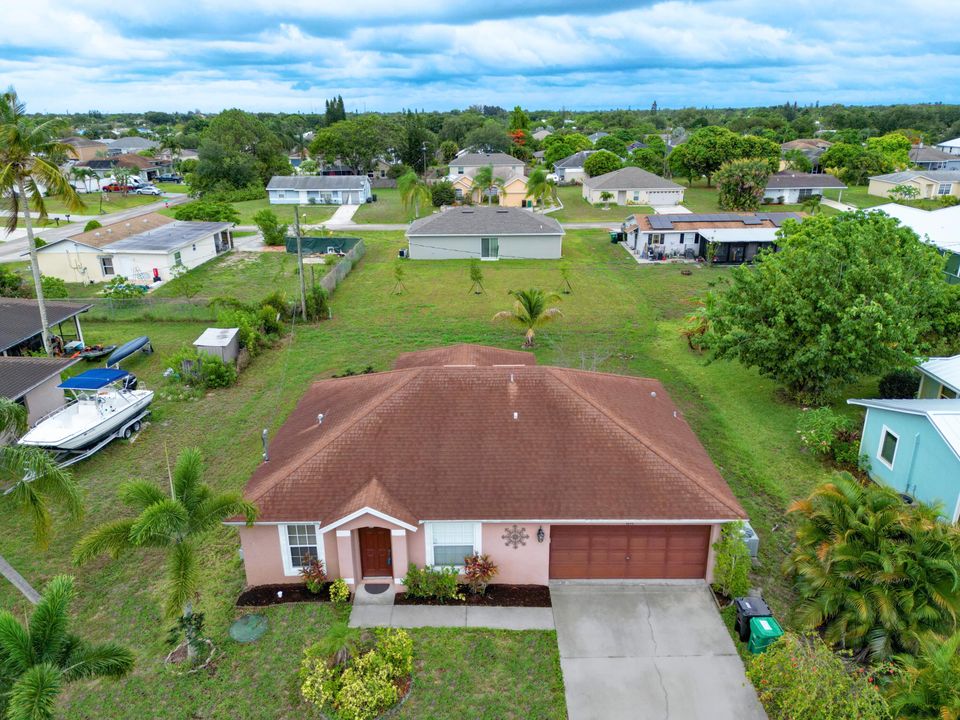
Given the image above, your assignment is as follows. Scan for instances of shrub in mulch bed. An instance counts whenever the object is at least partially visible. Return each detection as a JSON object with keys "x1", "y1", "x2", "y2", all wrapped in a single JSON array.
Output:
[
  {"x1": 395, "y1": 584, "x2": 551, "y2": 607},
  {"x1": 237, "y1": 583, "x2": 332, "y2": 606}
]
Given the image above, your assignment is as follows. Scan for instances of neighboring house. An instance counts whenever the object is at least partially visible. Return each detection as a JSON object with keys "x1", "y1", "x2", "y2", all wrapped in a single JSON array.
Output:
[
  {"x1": 230, "y1": 344, "x2": 747, "y2": 590},
  {"x1": 78, "y1": 153, "x2": 171, "y2": 183},
  {"x1": 102, "y1": 137, "x2": 159, "y2": 156},
  {"x1": 553, "y1": 150, "x2": 595, "y2": 183},
  {"x1": 587, "y1": 131, "x2": 609, "y2": 144},
  {"x1": 35, "y1": 213, "x2": 234, "y2": 284},
  {"x1": 450, "y1": 175, "x2": 531, "y2": 207},
  {"x1": 627, "y1": 141, "x2": 647, "y2": 153},
  {"x1": 868, "y1": 170, "x2": 960, "y2": 199},
  {"x1": 60, "y1": 136, "x2": 109, "y2": 163},
  {"x1": 870, "y1": 204, "x2": 960, "y2": 283},
  {"x1": 266, "y1": 175, "x2": 372, "y2": 205},
  {"x1": 448, "y1": 152, "x2": 525, "y2": 181},
  {"x1": 0, "y1": 298, "x2": 90, "y2": 356},
  {"x1": 0, "y1": 356, "x2": 78, "y2": 428},
  {"x1": 763, "y1": 172, "x2": 846, "y2": 204},
  {"x1": 847, "y1": 398, "x2": 960, "y2": 520},
  {"x1": 582, "y1": 167, "x2": 684, "y2": 206},
  {"x1": 909, "y1": 145, "x2": 960, "y2": 171},
  {"x1": 532, "y1": 129, "x2": 552, "y2": 141},
  {"x1": 936, "y1": 137, "x2": 960, "y2": 156},
  {"x1": 406, "y1": 207, "x2": 563, "y2": 260},
  {"x1": 780, "y1": 139, "x2": 832, "y2": 173},
  {"x1": 623, "y1": 212, "x2": 801, "y2": 262},
  {"x1": 916, "y1": 355, "x2": 960, "y2": 399}
]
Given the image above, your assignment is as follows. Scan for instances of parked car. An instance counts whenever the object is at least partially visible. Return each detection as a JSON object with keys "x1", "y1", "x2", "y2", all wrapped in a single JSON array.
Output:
[
  {"x1": 157, "y1": 174, "x2": 183, "y2": 183},
  {"x1": 102, "y1": 183, "x2": 135, "y2": 193},
  {"x1": 133, "y1": 186, "x2": 162, "y2": 195}
]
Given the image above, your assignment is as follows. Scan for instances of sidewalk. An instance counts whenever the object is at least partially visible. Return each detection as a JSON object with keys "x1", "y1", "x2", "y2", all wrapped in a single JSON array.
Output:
[
  {"x1": 821, "y1": 197, "x2": 855, "y2": 212},
  {"x1": 326, "y1": 203, "x2": 361, "y2": 226},
  {"x1": 349, "y1": 603, "x2": 555, "y2": 630}
]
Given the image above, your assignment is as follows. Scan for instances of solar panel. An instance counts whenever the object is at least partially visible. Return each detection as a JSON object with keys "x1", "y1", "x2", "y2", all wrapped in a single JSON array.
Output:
[
  {"x1": 742, "y1": 216, "x2": 762, "y2": 225},
  {"x1": 648, "y1": 216, "x2": 672, "y2": 230}
]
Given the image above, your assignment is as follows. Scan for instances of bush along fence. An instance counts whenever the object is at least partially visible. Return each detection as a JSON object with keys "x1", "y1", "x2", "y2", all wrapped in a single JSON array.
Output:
[{"x1": 314, "y1": 238, "x2": 365, "y2": 296}]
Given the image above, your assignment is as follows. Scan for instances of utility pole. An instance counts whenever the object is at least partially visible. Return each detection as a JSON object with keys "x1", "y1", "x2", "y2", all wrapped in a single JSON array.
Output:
[{"x1": 293, "y1": 207, "x2": 307, "y2": 320}]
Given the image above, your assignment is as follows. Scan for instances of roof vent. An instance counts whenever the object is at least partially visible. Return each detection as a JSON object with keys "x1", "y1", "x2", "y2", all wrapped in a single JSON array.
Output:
[
  {"x1": 125, "y1": 223, "x2": 131, "y2": 227},
  {"x1": 94, "y1": 232, "x2": 100, "y2": 237},
  {"x1": 650, "y1": 391, "x2": 657, "y2": 398},
  {"x1": 510, "y1": 373, "x2": 514, "y2": 383},
  {"x1": 496, "y1": 209, "x2": 508, "y2": 213},
  {"x1": 513, "y1": 412, "x2": 519, "y2": 421},
  {"x1": 317, "y1": 413, "x2": 324, "y2": 425}
]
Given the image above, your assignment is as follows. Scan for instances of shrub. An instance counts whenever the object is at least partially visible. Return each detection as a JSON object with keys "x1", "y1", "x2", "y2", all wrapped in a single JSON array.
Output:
[
  {"x1": 174, "y1": 200, "x2": 240, "y2": 223},
  {"x1": 259, "y1": 290, "x2": 291, "y2": 320},
  {"x1": 102, "y1": 275, "x2": 147, "y2": 299},
  {"x1": 938, "y1": 194, "x2": 959, "y2": 207},
  {"x1": 878, "y1": 369, "x2": 920, "y2": 399},
  {"x1": 83, "y1": 219, "x2": 102, "y2": 232},
  {"x1": 711, "y1": 521, "x2": 751, "y2": 599},
  {"x1": 40, "y1": 275, "x2": 68, "y2": 299},
  {"x1": 746, "y1": 633, "x2": 891, "y2": 720},
  {"x1": 430, "y1": 180, "x2": 456, "y2": 207},
  {"x1": 463, "y1": 554, "x2": 498, "y2": 595},
  {"x1": 163, "y1": 347, "x2": 237, "y2": 389},
  {"x1": 335, "y1": 651, "x2": 398, "y2": 720},
  {"x1": 887, "y1": 630, "x2": 960, "y2": 719},
  {"x1": 201, "y1": 184, "x2": 265, "y2": 203},
  {"x1": 0, "y1": 265, "x2": 28, "y2": 297},
  {"x1": 387, "y1": 163, "x2": 412, "y2": 179},
  {"x1": 305, "y1": 285, "x2": 329, "y2": 321},
  {"x1": 402, "y1": 564, "x2": 463, "y2": 603},
  {"x1": 196, "y1": 353, "x2": 237, "y2": 388},
  {"x1": 329, "y1": 578, "x2": 351, "y2": 609},
  {"x1": 796, "y1": 407, "x2": 861, "y2": 468},
  {"x1": 252, "y1": 208, "x2": 288, "y2": 246},
  {"x1": 373, "y1": 627, "x2": 413, "y2": 681},
  {"x1": 300, "y1": 555, "x2": 328, "y2": 594}
]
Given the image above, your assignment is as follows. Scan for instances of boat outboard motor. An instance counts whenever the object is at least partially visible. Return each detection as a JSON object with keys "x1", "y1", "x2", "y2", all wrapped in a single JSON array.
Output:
[{"x1": 122, "y1": 374, "x2": 139, "y2": 391}]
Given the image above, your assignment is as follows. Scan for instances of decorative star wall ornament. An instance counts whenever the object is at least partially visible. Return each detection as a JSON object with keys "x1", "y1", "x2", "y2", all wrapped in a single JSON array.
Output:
[{"x1": 502, "y1": 525, "x2": 529, "y2": 549}]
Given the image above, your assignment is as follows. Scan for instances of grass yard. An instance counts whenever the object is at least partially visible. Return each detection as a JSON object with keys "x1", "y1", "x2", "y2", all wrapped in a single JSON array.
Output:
[
  {"x1": 352, "y1": 187, "x2": 417, "y2": 224},
  {"x1": 823, "y1": 185, "x2": 944, "y2": 211},
  {"x1": 40, "y1": 193, "x2": 159, "y2": 215},
  {"x1": 154, "y1": 182, "x2": 188, "y2": 193},
  {"x1": 0, "y1": 227, "x2": 854, "y2": 716},
  {"x1": 152, "y1": 250, "x2": 308, "y2": 300},
  {"x1": 157, "y1": 197, "x2": 338, "y2": 226},
  {"x1": 550, "y1": 185, "x2": 652, "y2": 223},
  {"x1": 679, "y1": 180, "x2": 838, "y2": 216}
]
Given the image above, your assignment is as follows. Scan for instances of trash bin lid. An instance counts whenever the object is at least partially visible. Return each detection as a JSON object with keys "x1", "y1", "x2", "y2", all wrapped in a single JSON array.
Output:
[
  {"x1": 734, "y1": 596, "x2": 771, "y2": 617},
  {"x1": 749, "y1": 615, "x2": 783, "y2": 639}
]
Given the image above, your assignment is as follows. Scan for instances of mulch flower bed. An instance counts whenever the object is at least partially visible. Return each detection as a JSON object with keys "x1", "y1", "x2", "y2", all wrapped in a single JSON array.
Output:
[
  {"x1": 237, "y1": 583, "x2": 332, "y2": 606},
  {"x1": 394, "y1": 584, "x2": 551, "y2": 607}
]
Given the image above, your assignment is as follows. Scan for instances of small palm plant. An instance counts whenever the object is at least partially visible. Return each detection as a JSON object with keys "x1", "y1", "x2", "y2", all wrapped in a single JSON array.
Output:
[
  {"x1": 801, "y1": 194, "x2": 822, "y2": 214},
  {"x1": 0, "y1": 575, "x2": 134, "y2": 720},
  {"x1": 397, "y1": 170, "x2": 431, "y2": 219},
  {"x1": 600, "y1": 191, "x2": 614, "y2": 209},
  {"x1": 888, "y1": 630, "x2": 960, "y2": 718},
  {"x1": 111, "y1": 166, "x2": 134, "y2": 197},
  {"x1": 492, "y1": 288, "x2": 563, "y2": 348},
  {"x1": 73, "y1": 448, "x2": 257, "y2": 660}
]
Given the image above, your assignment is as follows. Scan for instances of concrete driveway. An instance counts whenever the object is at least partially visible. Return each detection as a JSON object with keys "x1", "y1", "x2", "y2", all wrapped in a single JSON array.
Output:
[{"x1": 551, "y1": 583, "x2": 767, "y2": 720}]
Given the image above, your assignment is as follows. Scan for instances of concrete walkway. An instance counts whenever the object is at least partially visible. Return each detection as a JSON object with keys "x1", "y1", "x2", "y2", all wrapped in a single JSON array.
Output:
[
  {"x1": 349, "y1": 602, "x2": 554, "y2": 630},
  {"x1": 327, "y1": 203, "x2": 361, "y2": 226},
  {"x1": 821, "y1": 197, "x2": 856, "y2": 212},
  {"x1": 552, "y1": 583, "x2": 766, "y2": 720}
]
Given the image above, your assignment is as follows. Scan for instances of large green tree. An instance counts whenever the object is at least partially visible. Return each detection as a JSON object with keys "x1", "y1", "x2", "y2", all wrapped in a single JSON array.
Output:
[
  {"x1": 681, "y1": 126, "x2": 741, "y2": 186},
  {"x1": 594, "y1": 135, "x2": 628, "y2": 157},
  {"x1": 193, "y1": 109, "x2": 291, "y2": 192},
  {"x1": 463, "y1": 120, "x2": 511, "y2": 154},
  {"x1": 583, "y1": 150, "x2": 622, "y2": 177},
  {"x1": 703, "y1": 211, "x2": 950, "y2": 402},
  {"x1": 0, "y1": 575, "x2": 133, "y2": 720},
  {"x1": 310, "y1": 115, "x2": 401, "y2": 173},
  {"x1": 0, "y1": 89, "x2": 84, "y2": 354},
  {"x1": 715, "y1": 158, "x2": 771, "y2": 211}
]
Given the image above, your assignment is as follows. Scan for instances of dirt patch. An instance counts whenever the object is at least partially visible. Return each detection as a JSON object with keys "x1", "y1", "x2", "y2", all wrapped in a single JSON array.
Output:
[
  {"x1": 395, "y1": 584, "x2": 551, "y2": 607},
  {"x1": 237, "y1": 583, "x2": 332, "y2": 606}
]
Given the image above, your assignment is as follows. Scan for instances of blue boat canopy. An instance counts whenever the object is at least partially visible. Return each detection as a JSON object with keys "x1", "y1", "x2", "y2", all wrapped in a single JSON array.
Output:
[{"x1": 59, "y1": 368, "x2": 130, "y2": 390}]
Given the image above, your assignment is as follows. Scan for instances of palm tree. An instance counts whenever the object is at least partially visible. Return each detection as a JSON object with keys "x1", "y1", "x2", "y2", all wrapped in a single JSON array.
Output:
[
  {"x1": 68, "y1": 166, "x2": 99, "y2": 194},
  {"x1": 801, "y1": 194, "x2": 822, "y2": 214},
  {"x1": 0, "y1": 397, "x2": 82, "y2": 604},
  {"x1": 785, "y1": 473, "x2": 960, "y2": 659},
  {"x1": 0, "y1": 88, "x2": 84, "y2": 355},
  {"x1": 525, "y1": 168, "x2": 558, "y2": 209},
  {"x1": 888, "y1": 630, "x2": 960, "y2": 719},
  {"x1": 492, "y1": 288, "x2": 563, "y2": 348},
  {"x1": 397, "y1": 170, "x2": 431, "y2": 219},
  {"x1": 73, "y1": 448, "x2": 257, "y2": 658},
  {"x1": 472, "y1": 164, "x2": 499, "y2": 205},
  {"x1": 110, "y1": 165, "x2": 134, "y2": 197},
  {"x1": 0, "y1": 575, "x2": 134, "y2": 720}
]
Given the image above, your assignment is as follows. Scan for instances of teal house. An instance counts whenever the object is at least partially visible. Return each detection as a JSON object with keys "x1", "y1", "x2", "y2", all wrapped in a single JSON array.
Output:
[
  {"x1": 916, "y1": 355, "x2": 960, "y2": 399},
  {"x1": 847, "y1": 398, "x2": 960, "y2": 521}
]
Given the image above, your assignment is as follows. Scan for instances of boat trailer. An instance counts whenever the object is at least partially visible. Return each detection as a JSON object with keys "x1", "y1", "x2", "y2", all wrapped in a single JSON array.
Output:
[{"x1": 51, "y1": 409, "x2": 151, "y2": 468}]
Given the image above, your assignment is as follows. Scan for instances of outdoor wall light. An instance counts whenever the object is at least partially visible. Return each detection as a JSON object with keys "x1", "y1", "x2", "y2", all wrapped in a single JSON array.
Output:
[{"x1": 537, "y1": 526, "x2": 545, "y2": 543}]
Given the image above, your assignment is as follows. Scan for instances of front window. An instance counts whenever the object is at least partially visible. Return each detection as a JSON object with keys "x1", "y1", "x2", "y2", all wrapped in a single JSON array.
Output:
[
  {"x1": 99, "y1": 256, "x2": 114, "y2": 275},
  {"x1": 938, "y1": 183, "x2": 952, "y2": 195},
  {"x1": 647, "y1": 233, "x2": 663, "y2": 246},
  {"x1": 481, "y1": 237, "x2": 499, "y2": 259},
  {"x1": 174, "y1": 251, "x2": 182, "y2": 265},
  {"x1": 457, "y1": 166, "x2": 464, "y2": 175},
  {"x1": 798, "y1": 188, "x2": 813, "y2": 199},
  {"x1": 633, "y1": 192, "x2": 640, "y2": 202},
  {"x1": 282, "y1": 524, "x2": 320, "y2": 574},
  {"x1": 878, "y1": 428, "x2": 898, "y2": 468},
  {"x1": 277, "y1": 190, "x2": 285, "y2": 199},
  {"x1": 427, "y1": 522, "x2": 480, "y2": 567}
]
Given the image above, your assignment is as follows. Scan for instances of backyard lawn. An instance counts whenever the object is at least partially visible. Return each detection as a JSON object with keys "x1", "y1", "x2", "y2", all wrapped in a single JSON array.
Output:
[
  {"x1": 0, "y1": 228, "x2": 852, "y2": 715},
  {"x1": 157, "y1": 197, "x2": 338, "y2": 226},
  {"x1": 823, "y1": 185, "x2": 943, "y2": 211},
  {"x1": 549, "y1": 184, "x2": 652, "y2": 223},
  {"x1": 42, "y1": 192, "x2": 159, "y2": 215},
  {"x1": 678, "y1": 180, "x2": 837, "y2": 216},
  {"x1": 352, "y1": 187, "x2": 417, "y2": 224}
]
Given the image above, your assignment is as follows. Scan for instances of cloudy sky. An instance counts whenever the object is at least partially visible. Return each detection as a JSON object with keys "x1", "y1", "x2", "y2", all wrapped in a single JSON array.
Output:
[{"x1": 3, "y1": 1, "x2": 958, "y2": 113}]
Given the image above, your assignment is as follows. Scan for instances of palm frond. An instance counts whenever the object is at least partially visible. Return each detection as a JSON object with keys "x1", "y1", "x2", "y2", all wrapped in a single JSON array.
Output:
[
  {"x1": 190, "y1": 494, "x2": 257, "y2": 533},
  {"x1": 118, "y1": 480, "x2": 168, "y2": 512},
  {"x1": 0, "y1": 397, "x2": 27, "y2": 437},
  {"x1": 129, "y1": 499, "x2": 189, "y2": 546},
  {"x1": 0, "y1": 611, "x2": 34, "y2": 674},
  {"x1": 172, "y1": 448, "x2": 204, "y2": 509},
  {"x1": 28, "y1": 575, "x2": 74, "y2": 665},
  {"x1": 72, "y1": 519, "x2": 137, "y2": 565},
  {"x1": 61, "y1": 641, "x2": 134, "y2": 682},
  {"x1": 163, "y1": 541, "x2": 199, "y2": 619},
  {"x1": 5, "y1": 662, "x2": 62, "y2": 720}
]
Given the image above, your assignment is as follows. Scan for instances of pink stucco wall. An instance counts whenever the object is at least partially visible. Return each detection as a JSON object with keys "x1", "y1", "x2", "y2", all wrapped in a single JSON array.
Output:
[
  {"x1": 238, "y1": 525, "x2": 338, "y2": 587},
  {"x1": 482, "y1": 523, "x2": 551, "y2": 585}
]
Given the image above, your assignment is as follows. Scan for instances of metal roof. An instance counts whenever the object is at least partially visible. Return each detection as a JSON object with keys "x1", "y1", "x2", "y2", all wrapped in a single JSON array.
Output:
[
  {"x1": 918, "y1": 355, "x2": 960, "y2": 394},
  {"x1": 194, "y1": 327, "x2": 239, "y2": 348},
  {"x1": 870, "y1": 170, "x2": 960, "y2": 183},
  {"x1": 104, "y1": 221, "x2": 231, "y2": 253},
  {"x1": 0, "y1": 298, "x2": 92, "y2": 353},
  {"x1": 870, "y1": 204, "x2": 960, "y2": 252},
  {"x1": 267, "y1": 175, "x2": 369, "y2": 191},
  {"x1": 847, "y1": 398, "x2": 960, "y2": 462},
  {"x1": 0, "y1": 357, "x2": 79, "y2": 400},
  {"x1": 407, "y1": 207, "x2": 564, "y2": 236}
]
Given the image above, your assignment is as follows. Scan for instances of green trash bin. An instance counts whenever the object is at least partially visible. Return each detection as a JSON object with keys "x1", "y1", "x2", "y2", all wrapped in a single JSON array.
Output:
[{"x1": 747, "y1": 616, "x2": 783, "y2": 654}]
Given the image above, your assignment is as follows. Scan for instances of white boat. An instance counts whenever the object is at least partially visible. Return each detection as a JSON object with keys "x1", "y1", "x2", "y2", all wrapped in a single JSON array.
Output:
[{"x1": 18, "y1": 368, "x2": 153, "y2": 452}]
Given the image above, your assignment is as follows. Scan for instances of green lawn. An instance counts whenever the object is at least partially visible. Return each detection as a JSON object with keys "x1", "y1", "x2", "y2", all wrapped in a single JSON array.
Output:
[
  {"x1": 353, "y1": 187, "x2": 417, "y2": 224},
  {"x1": 1, "y1": 228, "x2": 853, "y2": 715},
  {"x1": 679, "y1": 181, "x2": 839, "y2": 216},
  {"x1": 41, "y1": 193, "x2": 159, "y2": 215},
  {"x1": 823, "y1": 185, "x2": 943, "y2": 211},
  {"x1": 550, "y1": 185, "x2": 652, "y2": 223},
  {"x1": 152, "y1": 251, "x2": 307, "y2": 300},
  {"x1": 154, "y1": 182, "x2": 188, "y2": 193},
  {"x1": 157, "y1": 197, "x2": 338, "y2": 226}
]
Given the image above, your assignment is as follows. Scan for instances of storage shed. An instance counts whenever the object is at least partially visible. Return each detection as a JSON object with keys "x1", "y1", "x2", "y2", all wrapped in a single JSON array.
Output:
[{"x1": 193, "y1": 328, "x2": 240, "y2": 364}]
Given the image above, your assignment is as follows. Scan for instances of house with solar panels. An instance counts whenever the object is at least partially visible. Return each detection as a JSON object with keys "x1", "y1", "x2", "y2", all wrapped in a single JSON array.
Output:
[{"x1": 622, "y1": 212, "x2": 802, "y2": 262}]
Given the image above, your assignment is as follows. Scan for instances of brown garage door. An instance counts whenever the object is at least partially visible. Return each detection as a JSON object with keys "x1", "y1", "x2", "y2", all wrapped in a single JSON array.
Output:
[{"x1": 549, "y1": 525, "x2": 711, "y2": 579}]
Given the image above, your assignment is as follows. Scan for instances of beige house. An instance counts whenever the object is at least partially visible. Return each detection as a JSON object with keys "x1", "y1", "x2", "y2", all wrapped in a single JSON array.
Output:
[
  {"x1": 868, "y1": 170, "x2": 960, "y2": 200},
  {"x1": 61, "y1": 136, "x2": 108, "y2": 163},
  {"x1": 448, "y1": 152, "x2": 524, "y2": 180},
  {"x1": 448, "y1": 174, "x2": 531, "y2": 207},
  {"x1": 582, "y1": 166, "x2": 685, "y2": 206}
]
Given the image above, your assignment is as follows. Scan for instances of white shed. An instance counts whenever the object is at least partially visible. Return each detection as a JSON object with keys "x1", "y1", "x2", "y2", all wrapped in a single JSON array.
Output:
[{"x1": 193, "y1": 327, "x2": 240, "y2": 364}]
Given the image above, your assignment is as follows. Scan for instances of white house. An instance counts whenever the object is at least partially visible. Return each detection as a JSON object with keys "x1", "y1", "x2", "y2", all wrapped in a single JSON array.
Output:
[
  {"x1": 936, "y1": 137, "x2": 960, "y2": 156},
  {"x1": 870, "y1": 203, "x2": 960, "y2": 282},
  {"x1": 35, "y1": 213, "x2": 233, "y2": 284},
  {"x1": 553, "y1": 150, "x2": 595, "y2": 183},
  {"x1": 763, "y1": 172, "x2": 846, "y2": 204},
  {"x1": 910, "y1": 146, "x2": 960, "y2": 171},
  {"x1": 448, "y1": 152, "x2": 525, "y2": 180},
  {"x1": 406, "y1": 207, "x2": 564, "y2": 260},
  {"x1": 267, "y1": 175, "x2": 371, "y2": 205},
  {"x1": 581, "y1": 167, "x2": 684, "y2": 206}
]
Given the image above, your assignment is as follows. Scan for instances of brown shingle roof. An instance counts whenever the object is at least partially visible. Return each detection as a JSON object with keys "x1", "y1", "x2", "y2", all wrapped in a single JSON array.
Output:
[
  {"x1": 393, "y1": 343, "x2": 536, "y2": 369},
  {"x1": 0, "y1": 298, "x2": 92, "y2": 353},
  {"x1": 243, "y1": 358, "x2": 746, "y2": 524},
  {"x1": 54, "y1": 213, "x2": 174, "y2": 250},
  {"x1": 0, "y1": 357, "x2": 78, "y2": 400}
]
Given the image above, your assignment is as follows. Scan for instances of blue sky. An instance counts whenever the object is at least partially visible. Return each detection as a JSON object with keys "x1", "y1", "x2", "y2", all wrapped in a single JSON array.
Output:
[{"x1": 3, "y1": 1, "x2": 958, "y2": 113}]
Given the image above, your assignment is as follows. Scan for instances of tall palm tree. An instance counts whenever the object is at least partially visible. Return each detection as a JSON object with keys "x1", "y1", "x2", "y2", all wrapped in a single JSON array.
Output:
[
  {"x1": 0, "y1": 88, "x2": 84, "y2": 355},
  {"x1": 73, "y1": 448, "x2": 257, "y2": 657},
  {"x1": 110, "y1": 165, "x2": 134, "y2": 197},
  {"x1": 525, "y1": 167, "x2": 558, "y2": 209},
  {"x1": 0, "y1": 397, "x2": 82, "y2": 604},
  {"x1": 785, "y1": 472, "x2": 960, "y2": 659},
  {"x1": 397, "y1": 170, "x2": 431, "y2": 219},
  {"x1": 68, "y1": 166, "x2": 99, "y2": 194},
  {"x1": 888, "y1": 630, "x2": 960, "y2": 719},
  {"x1": 492, "y1": 288, "x2": 563, "y2": 348},
  {"x1": 472, "y1": 164, "x2": 494, "y2": 204},
  {"x1": 0, "y1": 575, "x2": 133, "y2": 720}
]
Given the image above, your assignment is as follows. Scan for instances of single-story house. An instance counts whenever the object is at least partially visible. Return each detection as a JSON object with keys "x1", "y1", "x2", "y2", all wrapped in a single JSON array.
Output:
[
  {"x1": 35, "y1": 213, "x2": 234, "y2": 284},
  {"x1": 582, "y1": 167, "x2": 685, "y2": 206},
  {"x1": 870, "y1": 203, "x2": 960, "y2": 282},
  {"x1": 623, "y1": 212, "x2": 801, "y2": 262},
  {"x1": 916, "y1": 355, "x2": 960, "y2": 399},
  {"x1": 587, "y1": 131, "x2": 609, "y2": 144},
  {"x1": 0, "y1": 298, "x2": 90, "y2": 356},
  {"x1": 60, "y1": 136, "x2": 109, "y2": 163},
  {"x1": 532, "y1": 129, "x2": 552, "y2": 141},
  {"x1": 553, "y1": 151, "x2": 594, "y2": 183},
  {"x1": 763, "y1": 172, "x2": 846, "y2": 204},
  {"x1": 847, "y1": 398, "x2": 960, "y2": 520},
  {"x1": 448, "y1": 152, "x2": 525, "y2": 181},
  {"x1": 910, "y1": 145, "x2": 960, "y2": 171},
  {"x1": 102, "y1": 137, "x2": 158, "y2": 156},
  {"x1": 0, "y1": 356, "x2": 78, "y2": 428},
  {"x1": 267, "y1": 175, "x2": 371, "y2": 205},
  {"x1": 936, "y1": 137, "x2": 960, "y2": 156},
  {"x1": 868, "y1": 170, "x2": 960, "y2": 200},
  {"x1": 780, "y1": 139, "x2": 832, "y2": 173},
  {"x1": 78, "y1": 153, "x2": 171, "y2": 184},
  {"x1": 450, "y1": 175, "x2": 531, "y2": 207},
  {"x1": 230, "y1": 344, "x2": 747, "y2": 590},
  {"x1": 406, "y1": 207, "x2": 563, "y2": 260}
]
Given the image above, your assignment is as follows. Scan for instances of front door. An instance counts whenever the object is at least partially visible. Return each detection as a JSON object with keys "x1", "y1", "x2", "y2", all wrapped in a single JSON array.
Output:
[{"x1": 358, "y1": 527, "x2": 392, "y2": 577}]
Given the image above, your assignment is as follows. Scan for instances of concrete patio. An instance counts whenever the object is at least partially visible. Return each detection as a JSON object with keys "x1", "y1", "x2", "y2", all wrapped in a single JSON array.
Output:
[{"x1": 348, "y1": 602, "x2": 555, "y2": 630}]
